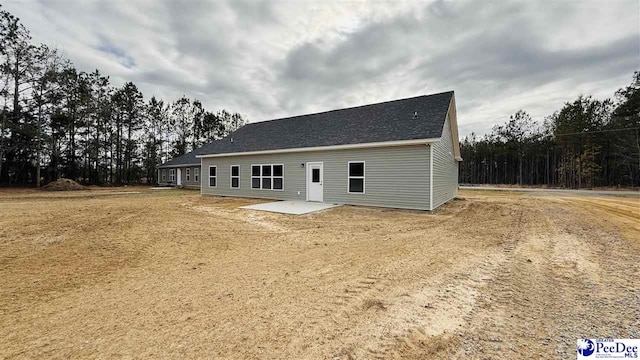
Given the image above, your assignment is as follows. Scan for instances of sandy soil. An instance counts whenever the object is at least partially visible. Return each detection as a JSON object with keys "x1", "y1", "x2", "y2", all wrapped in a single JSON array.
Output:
[{"x1": 0, "y1": 188, "x2": 638, "y2": 359}]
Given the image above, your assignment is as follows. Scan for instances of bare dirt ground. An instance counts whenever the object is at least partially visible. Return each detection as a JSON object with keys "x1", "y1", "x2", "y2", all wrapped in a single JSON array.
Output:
[{"x1": 0, "y1": 188, "x2": 638, "y2": 359}]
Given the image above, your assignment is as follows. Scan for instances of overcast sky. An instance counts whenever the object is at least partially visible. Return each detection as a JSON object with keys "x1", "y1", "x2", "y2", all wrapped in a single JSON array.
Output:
[{"x1": 5, "y1": 0, "x2": 639, "y2": 137}]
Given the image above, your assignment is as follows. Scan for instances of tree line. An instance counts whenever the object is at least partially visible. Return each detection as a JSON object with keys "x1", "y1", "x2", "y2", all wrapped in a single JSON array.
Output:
[
  {"x1": 459, "y1": 71, "x2": 640, "y2": 189},
  {"x1": 0, "y1": 6, "x2": 246, "y2": 187}
]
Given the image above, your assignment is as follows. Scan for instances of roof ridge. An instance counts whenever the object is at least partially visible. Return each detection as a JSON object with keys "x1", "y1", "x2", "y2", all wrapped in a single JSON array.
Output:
[{"x1": 245, "y1": 91, "x2": 454, "y2": 126}]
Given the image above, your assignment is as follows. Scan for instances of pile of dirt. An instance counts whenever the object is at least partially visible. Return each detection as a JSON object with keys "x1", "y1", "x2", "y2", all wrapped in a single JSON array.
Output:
[{"x1": 41, "y1": 178, "x2": 86, "y2": 191}]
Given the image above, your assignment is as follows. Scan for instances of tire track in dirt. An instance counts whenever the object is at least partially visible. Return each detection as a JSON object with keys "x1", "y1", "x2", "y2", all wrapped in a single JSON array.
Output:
[
  {"x1": 455, "y1": 200, "x2": 585, "y2": 358},
  {"x1": 325, "y1": 203, "x2": 526, "y2": 359},
  {"x1": 450, "y1": 198, "x2": 640, "y2": 359},
  {"x1": 288, "y1": 204, "x2": 476, "y2": 350},
  {"x1": 372, "y1": 207, "x2": 526, "y2": 359},
  {"x1": 558, "y1": 197, "x2": 640, "y2": 225},
  {"x1": 356, "y1": 251, "x2": 512, "y2": 359},
  {"x1": 4, "y1": 190, "x2": 636, "y2": 359}
]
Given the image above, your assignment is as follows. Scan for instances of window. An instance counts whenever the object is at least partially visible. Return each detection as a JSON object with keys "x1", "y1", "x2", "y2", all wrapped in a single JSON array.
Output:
[
  {"x1": 230, "y1": 165, "x2": 240, "y2": 188},
  {"x1": 348, "y1": 161, "x2": 365, "y2": 194},
  {"x1": 169, "y1": 169, "x2": 175, "y2": 182},
  {"x1": 162, "y1": 169, "x2": 166, "y2": 181},
  {"x1": 186, "y1": 168, "x2": 190, "y2": 182},
  {"x1": 209, "y1": 166, "x2": 217, "y2": 187},
  {"x1": 251, "y1": 164, "x2": 284, "y2": 190},
  {"x1": 194, "y1": 168, "x2": 199, "y2": 182},
  {"x1": 273, "y1": 164, "x2": 283, "y2": 190}
]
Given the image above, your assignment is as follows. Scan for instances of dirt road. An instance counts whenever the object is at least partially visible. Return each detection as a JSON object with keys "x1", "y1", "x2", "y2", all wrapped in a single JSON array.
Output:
[
  {"x1": 460, "y1": 185, "x2": 640, "y2": 197},
  {"x1": 0, "y1": 188, "x2": 638, "y2": 358}
]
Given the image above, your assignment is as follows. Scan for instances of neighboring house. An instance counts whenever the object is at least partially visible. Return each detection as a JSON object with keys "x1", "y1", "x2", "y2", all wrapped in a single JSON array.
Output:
[
  {"x1": 157, "y1": 150, "x2": 201, "y2": 189},
  {"x1": 194, "y1": 91, "x2": 462, "y2": 210}
]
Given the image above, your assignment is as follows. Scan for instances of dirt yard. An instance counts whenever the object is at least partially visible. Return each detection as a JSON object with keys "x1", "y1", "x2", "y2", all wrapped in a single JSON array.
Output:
[{"x1": 0, "y1": 188, "x2": 638, "y2": 359}]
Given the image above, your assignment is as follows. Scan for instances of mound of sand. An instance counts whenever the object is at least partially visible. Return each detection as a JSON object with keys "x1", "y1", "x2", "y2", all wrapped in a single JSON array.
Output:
[{"x1": 41, "y1": 178, "x2": 86, "y2": 191}]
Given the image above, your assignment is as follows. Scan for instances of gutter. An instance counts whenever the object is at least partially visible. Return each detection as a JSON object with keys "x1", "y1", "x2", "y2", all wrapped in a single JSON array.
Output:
[
  {"x1": 196, "y1": 138, "x2": 440, "y2": 159},
  {"x1": 157, "y1": 163, "x2": 200, "y2": 168}
]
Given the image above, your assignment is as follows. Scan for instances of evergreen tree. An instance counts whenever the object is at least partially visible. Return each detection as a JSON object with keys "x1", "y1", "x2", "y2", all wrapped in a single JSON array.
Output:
[
  {"x1": 171, "y1": 96, "x2": 191, "y2": 157},
  {"x1": 460, "y1": 74, "x2": 639, "y2": 189}
]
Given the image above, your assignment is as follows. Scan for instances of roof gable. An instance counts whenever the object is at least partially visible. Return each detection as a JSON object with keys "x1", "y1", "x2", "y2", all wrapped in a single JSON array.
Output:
[
  {"x1": 196, "y1": 91, "x2": 454, "y2": 156},
  {"x1": 158, "y1": 149, "x2": 199, "y2": 168}
]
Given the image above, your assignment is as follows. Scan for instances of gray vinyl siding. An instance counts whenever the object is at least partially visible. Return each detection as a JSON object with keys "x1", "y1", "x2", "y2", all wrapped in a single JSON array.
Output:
[
  {"x1": 201, "y1": 145, "x2": 432, "y2": 210},
  {"x1": 431, "y1": 115, "x2": 459, "y2": 209},
  {"x1": 158, "y1": 165, "x2": 201, "y2": 188},
  {"x1": 157, "y1": 168, "x2": 174, "y2": 186},
  {"x1": 181, "y1": 166, "x2": 201, "y2": 188}
]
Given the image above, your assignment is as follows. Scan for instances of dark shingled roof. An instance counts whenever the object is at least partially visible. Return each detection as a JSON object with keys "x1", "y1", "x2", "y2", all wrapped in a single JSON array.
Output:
[
  {"x1": 158, "y1": 149, "x2": 200, "y2": 168},
  {"x1": 196, "y1": 91, "x2": 453, "y2": 156}
]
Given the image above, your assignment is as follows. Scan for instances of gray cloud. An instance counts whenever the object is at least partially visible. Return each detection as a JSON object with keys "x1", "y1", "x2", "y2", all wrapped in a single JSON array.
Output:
[
  {"x1": 4, "y1": 0, "x2": 639, "y2": 136},
  {"x1": 96, "y1": 37, "x2": 135, "y2": 69},
  {"x1": 276, "y1": 0, "x2": 639, "y2": 134}
]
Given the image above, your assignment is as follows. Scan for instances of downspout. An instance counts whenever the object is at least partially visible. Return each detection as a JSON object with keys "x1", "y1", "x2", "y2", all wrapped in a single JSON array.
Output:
[{"x1": 429, "y1": 143, "x2": 434, "y2": 211}]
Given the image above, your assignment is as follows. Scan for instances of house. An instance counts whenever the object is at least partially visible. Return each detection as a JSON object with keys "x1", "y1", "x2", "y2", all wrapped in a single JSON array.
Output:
[
  {"x1": 157, "y1": 150, "x2": 201, "y2": 189},
  {"x1": 193, "y1": 91, "x2": 462, "y2": 211}
]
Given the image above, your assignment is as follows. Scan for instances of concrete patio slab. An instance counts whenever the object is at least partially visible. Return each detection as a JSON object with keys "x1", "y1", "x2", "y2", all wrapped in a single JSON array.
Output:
[{"x1": 239, "y1": 200, "x2": 341, "y2": 215}]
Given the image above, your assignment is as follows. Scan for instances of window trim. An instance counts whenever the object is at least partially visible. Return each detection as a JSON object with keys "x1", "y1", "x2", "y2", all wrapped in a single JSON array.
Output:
[
  {"x1": 208, "y1": 165, "x2": 217, "y2": 188},
  {"x1": 251, "y1": 163, "x2": 284, "y2": 191},
  {"x1": 230, "y1": 165, "x2": 240, "y2": 189},
  {"x1": 194, "y1": 168, "x2": 199, "y2": 183},
  {"x1": 347, "y1": 161, "x2": 365, "y2": 194},
  {"x1": 186, "y1": 168, "x2": 190, "y2": 182},
  {"x1": 162, "y1": 169, "x2": 166, "y2": 181},
  {"x1": 169, "y1": 169, "x2": 175, "y2": 182}
]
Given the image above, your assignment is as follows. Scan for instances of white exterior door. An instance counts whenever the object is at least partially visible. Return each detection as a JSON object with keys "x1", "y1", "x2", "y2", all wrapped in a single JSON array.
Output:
[
  {"x1": 176, "y1": 168, "x2": 182, "y2": 186},
  {"x1": 307, "y1": 162, "x2": 323, "y2": 202}
]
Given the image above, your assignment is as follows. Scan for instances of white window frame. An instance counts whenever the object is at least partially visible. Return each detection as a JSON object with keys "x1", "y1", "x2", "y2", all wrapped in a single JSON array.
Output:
[
  {"x1": 251, "y1": 164, "x2": 284, "y2": 191},
  {"x1": 186, "y1": 168, "x2": 190, "y2": 182},
  {"x1": 347, "y1": 161, "x2": 365, "y2": 194},
  {"x1": 194, "y1": 168, "x2": 199, "y2": 183},
  {"x1": 162, "y1": 169, "x2": 166, "y2": 181},
  {"x1": 230, "y1": 165, "x2": 240, "y2": 189},
  {"x1": 169, "y1": 169, "x2": 175, "y2": 182},
  {"x1": 208, "y1": 166, "x2": 217, "y2": 187}
]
